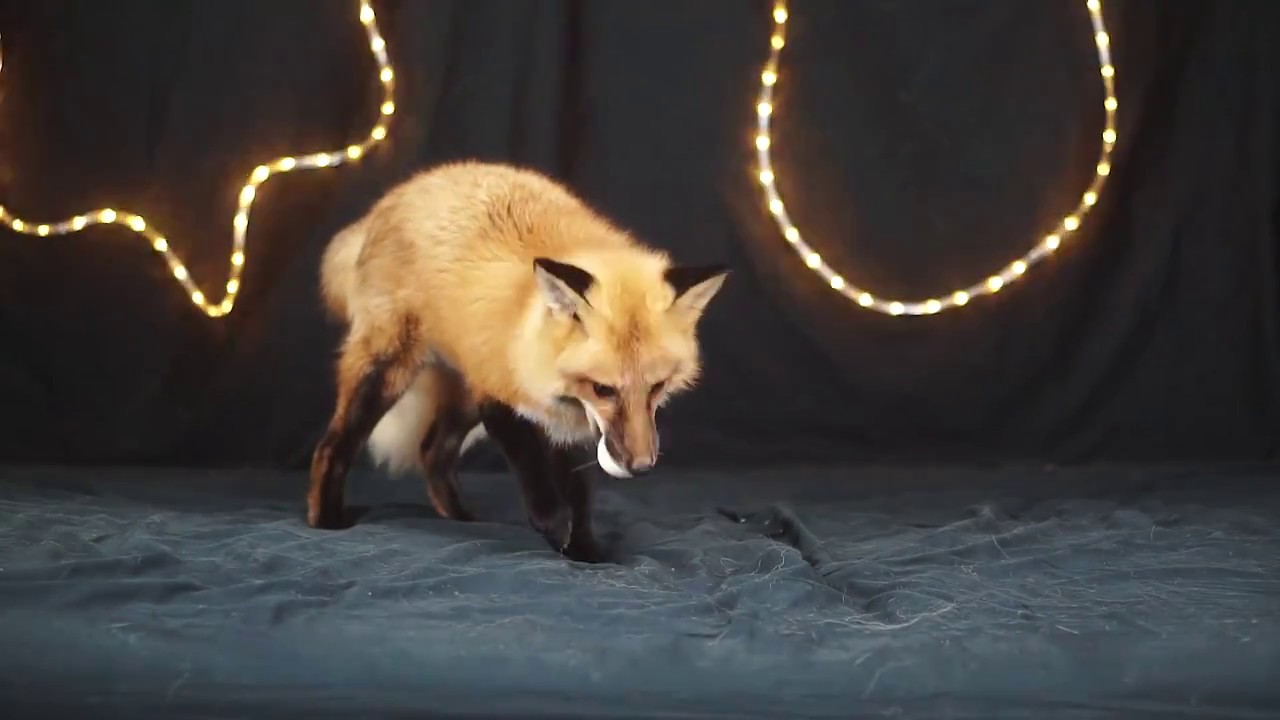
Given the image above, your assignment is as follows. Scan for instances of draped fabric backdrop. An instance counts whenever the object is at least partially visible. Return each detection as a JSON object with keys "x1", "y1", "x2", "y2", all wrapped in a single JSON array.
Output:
[{"x1": 1, "y1": 0, "x2": 1278, "y2": 471}]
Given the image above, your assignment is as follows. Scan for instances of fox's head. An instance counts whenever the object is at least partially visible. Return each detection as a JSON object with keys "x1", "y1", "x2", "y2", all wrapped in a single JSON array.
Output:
[{"x1": 528, "y1": 254, "x2": 729, "y2": 478}]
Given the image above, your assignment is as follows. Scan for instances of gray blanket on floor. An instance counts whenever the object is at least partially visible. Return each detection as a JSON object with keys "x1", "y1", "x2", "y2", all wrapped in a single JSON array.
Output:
[{"x1": 1, "y1": 464, "x2": 1278, "y2": 718}]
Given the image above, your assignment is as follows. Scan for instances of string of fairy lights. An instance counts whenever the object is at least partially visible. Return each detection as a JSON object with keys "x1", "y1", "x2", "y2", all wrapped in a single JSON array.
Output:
[
  {"x1": 2, "y1": 2, "x2": 1114, "y2": 319},
  {"x1": 754, "y1": 0, "x2": 1119, "y2": 316},
  {"x1": 0, "y1": 1, "x2": 396, "y2": 318}
]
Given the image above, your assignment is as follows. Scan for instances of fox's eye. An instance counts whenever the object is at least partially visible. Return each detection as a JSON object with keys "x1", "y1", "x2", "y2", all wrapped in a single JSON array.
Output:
[{"x1": 592, "y1": 382, "x2": 617, "y2": 399}]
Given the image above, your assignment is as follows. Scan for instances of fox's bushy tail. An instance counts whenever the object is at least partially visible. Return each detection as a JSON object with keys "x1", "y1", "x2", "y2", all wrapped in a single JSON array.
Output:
[
  {"x1": 319, "y1": 218, "x2": 368, "y2": 322},
  {"x1": 367, "y1": 368, "x2": 489, "y2": 476}
]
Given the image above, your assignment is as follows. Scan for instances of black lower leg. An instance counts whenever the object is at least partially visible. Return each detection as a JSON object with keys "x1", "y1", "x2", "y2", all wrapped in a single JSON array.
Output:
[
  {"x1": 477, "y1": 401, "x2": 576, "y2": 554},
  {"x1": 548, "y1": 446, "x2": 603, "y2": 563},
  {"x1": 309, "y1": 356, "x2": 411, "y2": 530},
  {"x1": 420, "y1": 405, "x2": 477, "y2": 522}
]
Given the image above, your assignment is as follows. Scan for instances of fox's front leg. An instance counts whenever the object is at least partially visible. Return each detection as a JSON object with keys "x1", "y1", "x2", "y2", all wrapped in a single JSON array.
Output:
[
  {"x1": 547, "y1": 445, "x2": 604, "y2": 563},
  {"x1": 477, "y1": 401, "x2": 602, "y2": 562}
]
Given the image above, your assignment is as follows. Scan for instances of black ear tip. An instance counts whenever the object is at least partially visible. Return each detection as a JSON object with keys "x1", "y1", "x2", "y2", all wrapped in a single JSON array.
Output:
[
  {"x1": 533, "y1": 256, "x2": 596, "y2": 298},
  {"x1": 702, "y1": 264, "x2": 730, "y2": 284},
  {"x1": 532, "y1": 257, "x2": 568, "y2": 276},
  {"x1": 665, "y1": 262, "x2": 731, "y2": 295}
]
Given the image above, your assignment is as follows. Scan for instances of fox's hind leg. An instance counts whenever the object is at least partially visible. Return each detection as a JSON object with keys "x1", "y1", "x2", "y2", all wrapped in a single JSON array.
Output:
[
  {"x1": 308, "y1": 319, "x2": 423, "y2": 530},
  {"x1": 417, "y1": 365, "x2": 479, "y2": 522}
]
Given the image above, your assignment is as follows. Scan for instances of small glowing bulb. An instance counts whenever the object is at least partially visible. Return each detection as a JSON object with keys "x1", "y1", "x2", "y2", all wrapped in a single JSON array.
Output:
[
  {"x1": 1101, "y1": 65, "x2": 1115, "y2": 78},
  {"x1": 381, "y1": 101, "x2": 395, "y2": 115},
  {"x1": 100, "y1": 209, "x2": 117, "y2": 223},
  {"x1": 1083, "y1": 191, "x2": 1098, "y2": 206},
  {"x1": 1105, "y1": 97, "x2": 1118, "y2": 111},
  {"x1": 359, "y1": 4, "x2": 374, "y2": 24},
  {"x1": 1095, "y1": 31, "x2": 1109, "y2": 47},
  {"x1": 755, "y1": 135, "x2": 771, "y2": 150},
  {"x1": 240, "y1": 185, "x2": 257, "y2": 205},
  {"x1": 153, "y1": 237, "x2": 168, "y2": 252},
  {"x1": 1103, "y1": 129, "x2": 1116, "y2": 144},
  {"x1": 226, "y1": 278, "x2": 240, "y2": 294},
  {"x1": 37, "y1": 224, "x2": 50, "y2": 236},
  {"x1": 1011, "y1": 260, "x2": 1027, "y2": 275},
  {"x1": 371, "y1": 125, "x2": 387, "y2": 140},
  {"x1": 252, "y1": 165, "x2": 270, "y2": 183},
  {"x1": 315, "y1": 154, "x2": 333, "y2": 167},
  {"x1": 72, "y1": 216, "x2": 87, "y2": 230},
  {"x1": 1045, "y1": 234, "x2": 1061, "y2": 250},
  {"x1": 220, "y1": 299, "x2": 234, "y2": 313},
  {"x1": 953, "y1": 291, "x2": 970, "y2": 306},
  {"x1": 830, "y1": 276, "x2": 845, "y2": 290},
  {"x1": 127, "y1": 216, "x2": 146, "y2": 231},
  {"x1": 191, "y1": 290, "x2": 206, "y2": 305},
  {"x1": 757, "y1": 102, "x2": 772, "y2": 117},
  {"x1": 771, "y1": 35, "x2": 785, "y2": 49},
  {"x1": 889, "y1": 302, "x2": 905, "y2": 315},
  {"x1": 925, "y1": 299, "x2": 942, "y2": 314},
  {"x1": 231, "y1": 251, "x2": 245, "y2": 266},
  {"x1": 371, "y1": 36, "x2": 386, "y2": 53},
  {"x1": 1088, "y1": 0, "x2": 1100, "y2": 10},
  {"x1": 380, "y1": 67, "x2": 394, "y2": 83},
  {"x1": 173, "y1": 266, "x2": 189, "y2": 281},
  {"x1": 769, "y1": 198, "x2": 784, "y2": 214},
  {"x1": 347, "y1": 145, "x2": 363, "y2": 159},
  {"x1": 987, "y1": 276, "x2": 1004, "y2": 292},
  {"x1": 857, "y1": 293, "x2": 873, "y2": 307},
  {"x1": 1063, "y1": 216, "x2": 1080, "y2": 231},
  {"x1": 1097, "y1": 161, "x2": 1111, "y2": 176},
  {"x1": 11, "y1": 219, "x2": 24, "y2": 231},
  {"x1": 278, "y1": 157, "x2": 297, "y2": 171},
  {"x1": 759, "y1": 169, "x2": 774, "y2": 185},
  {"x1": 762, "y1": 70, "x2": 777, "y2": 86},
  {"x1": 784, "y1": 226, "x2": 800, "y2": 242},
  {"x1": 805, "y1": 253, "x2": 821, "y2": 268},
  {"x1": 234, "y1": 213, "x2": 249, "y2": 231}
]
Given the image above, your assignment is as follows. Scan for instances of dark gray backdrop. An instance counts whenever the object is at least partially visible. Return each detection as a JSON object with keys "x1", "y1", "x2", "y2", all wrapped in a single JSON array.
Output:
[{"x1": 1, "y1": 0, "x2": 1277, "y2": 470}]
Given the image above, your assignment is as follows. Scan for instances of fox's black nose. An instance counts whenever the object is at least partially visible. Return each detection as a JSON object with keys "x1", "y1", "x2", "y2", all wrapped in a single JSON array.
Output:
[{"x1": 629, "y1": 459, "x2": 654, "y2": 476}]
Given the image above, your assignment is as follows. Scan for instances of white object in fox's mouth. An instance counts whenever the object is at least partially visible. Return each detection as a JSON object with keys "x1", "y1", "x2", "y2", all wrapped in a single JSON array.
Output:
[
  {"x1": 580, "y1": 401, "x2": 632, "y2": 479},
  {"x1": 595, "y1": 435, "x2": 631, "y2": 478}
]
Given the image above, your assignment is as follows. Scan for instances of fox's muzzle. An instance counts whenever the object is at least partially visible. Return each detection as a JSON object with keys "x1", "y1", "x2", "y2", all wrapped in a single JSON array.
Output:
[{"x1": 580, "y1": 401, "x2": 657, "y2": 479}]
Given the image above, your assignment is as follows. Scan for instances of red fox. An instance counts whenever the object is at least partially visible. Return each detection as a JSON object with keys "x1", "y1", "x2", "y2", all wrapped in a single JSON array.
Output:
[{"x1": 307, "y1": 161, "x2": 728, "y2": 562}]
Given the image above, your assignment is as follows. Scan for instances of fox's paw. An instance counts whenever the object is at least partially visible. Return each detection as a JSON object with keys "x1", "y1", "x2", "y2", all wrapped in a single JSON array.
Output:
[
  {"x1": 427, "y1": 484, "x2": 475, "y2": 523},
  {"x1": 307, "y1": 502, "x2": 351, "y2": 530},
  {"x1": 562, "y1": 534, "x2": 605, "y2": 564},
  {"x1": 530, "y1": 504, "x2": 574, "y2": 554}
]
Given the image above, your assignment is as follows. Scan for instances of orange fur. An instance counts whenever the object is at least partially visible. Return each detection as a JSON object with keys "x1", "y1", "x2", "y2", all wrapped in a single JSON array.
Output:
[{"x1": 308, "y1": 161, "x2": 727, "y2": 529}]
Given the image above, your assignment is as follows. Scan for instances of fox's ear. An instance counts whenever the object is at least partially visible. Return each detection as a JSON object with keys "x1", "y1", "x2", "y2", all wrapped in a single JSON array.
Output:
[
  {"x1": 666, "y1": 263, "x2": 729, "y2": 320},
  {"x1": 533, "y1": 257, "x2": 595, "y2": 318}
]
